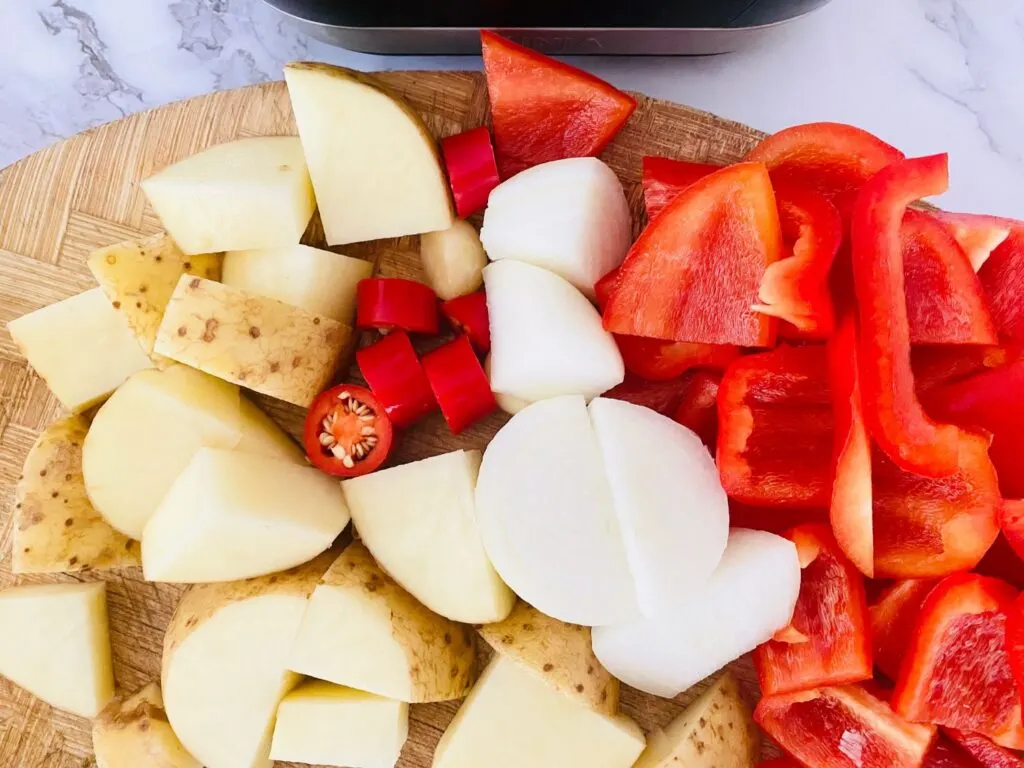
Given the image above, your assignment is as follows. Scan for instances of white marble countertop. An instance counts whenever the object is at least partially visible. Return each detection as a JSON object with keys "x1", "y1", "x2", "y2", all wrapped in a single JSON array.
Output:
[{"x1": 2, "y1": 0, "x2": 1022, "y2": 218}]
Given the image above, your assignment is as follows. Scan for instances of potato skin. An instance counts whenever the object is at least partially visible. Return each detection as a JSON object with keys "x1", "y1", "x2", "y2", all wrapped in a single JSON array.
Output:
[
  {"x1": 13, "y1": 416, "x2": 140, "y2": 574},
  {"x1": 323, "y1": 543, "x2": 478, "y2": 703},
  {"x1": 478, "y1": 601, "x2": 619, "y2": 715},
  {"x1": 92, "y1": 682, "x2": 200, "y2": 768},
  {"x1": 155, "y1": 276, "x2": 352, "y2": 407}
]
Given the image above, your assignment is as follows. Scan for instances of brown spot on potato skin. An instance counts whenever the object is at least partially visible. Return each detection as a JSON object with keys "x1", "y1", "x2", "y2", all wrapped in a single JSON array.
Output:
[
  {"x1": 135, "y1": 301, "x2": 143, "y2": 309},
  {"x1": 39, "y1": 469, "x2": 46, "y2": 477},
  {"x1": 184, "y1": 262, "x2": 192, "y2": 270},
  {"x1": 139, "y1": 285, "x2": 148, "y2": 294},
  {"x1": 501, "y1": 634, "x2": 514, "y2": 645},
  {"x1": 185, "y1": 616, "x2": 198, "y2": 628},
  {"x1": 201, "y1": 318, "x2": 219, "y2": 342},
  {"x1": 543, "y1": 663, "x2": 554, "y2": 672},
  {"x1": 444, "y1": 633, "x2": 452, "y2": 645},
  {"x1": 270, "y1": 362, "x2": 280, "y2": 373},
  {"x1": 106, "y1": 254, "x2": 117, "y2": 265},
  {"x1": 51, "y1": 491, "x2": 59, "y2": 498},
  {"x1": 64, "y1": 518, "x2": 73, "y2": 527},
  {"x1": 450, "y1": 665, "x2": 460, "y2": 679},
  {"x1": 313, "y1": 317, "x2": 321, "y2": 325},
  {"x1": 576, "y1": 684, "x2": 585, "y2": 693},
  {"x1": 64, "y1": 473, "x2": 72, "y2": 481},
  {"x1": 189, "y1": 278, "x2": 201, "y2": 289},
  {"x1": 249, "y1": 326, "x2": 261, "y2": 339},
  {"x1": 68, "y1": 556, "x2": 78, "y2": 566},
  {"x1": 177, "y1": 326, "x2": 187, "y2": 337},
  {"x1": 112, "y1": 301, "x2": 121, "y2": 309}
]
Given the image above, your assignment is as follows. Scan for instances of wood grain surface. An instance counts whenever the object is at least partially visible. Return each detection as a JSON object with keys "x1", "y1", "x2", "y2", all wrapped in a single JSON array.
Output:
[{"x1": 0, "y1": 71, "x2": 767, "y2": 767}]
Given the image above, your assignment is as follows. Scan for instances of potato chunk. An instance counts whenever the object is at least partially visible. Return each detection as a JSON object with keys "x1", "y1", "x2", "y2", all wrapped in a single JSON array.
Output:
[{"x1": 92, "y1": 683, "x2": 200, "y2": 768}]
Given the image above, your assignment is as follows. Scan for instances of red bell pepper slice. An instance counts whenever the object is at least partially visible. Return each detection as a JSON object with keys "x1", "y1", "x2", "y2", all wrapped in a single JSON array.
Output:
[
  {"x1": 755, "y1": 523, "x2": 873, "y2": 696},
  {"x1": 756, "y1": 684, "x2": 936, "y2": 768},
  {"x1": 746, "y1": 122, "x2": 905, "y2": 217},
  {"x1": 1006, "y1": 593, "x2": 1024, "y2": 710},
  {"x1": 913, "y1": 344, "x2": 1010, "y2": 396},
  {"x1": 421, "y1": 335, "x2": 497, "y2": 435},
  {"x1": 925, "y1": 358, "x2": 1024, "y2": 499},
  {"x1": 440, "y1": 291, "x2": 491, "y2": 353},
  {"x1": 480, "y1": 31, "x2": 636, "y2": 179},
  {"x1": 602, "y1": 162, "x2": 784, "y2": 347},
  {"x1": 641, "y1": 156, "x2": 719, "y2": 220},
  {"x1": 869, "y1": 579, "x2": 938, "y2": 681},
  {"x1": 893, "y1": 573, "x2": 1024, "y2": 748},
  {"x1": 754, "y1": 184, "x2": 844, "y2": 338},
  {"x1": 977, "y1": 535, "x2": 1024, "y2": 592},
  {"x1": 946, "y1": 730, "x2": 1024, "y2": 768},
  {"x1": 1000, "y1": 502, "x2": 1024, "y2": 565},
  {"x1": 355, "y1": 330, "x2": 437, "y2": 429},
  {"x1": 902, "y1": 210, "x2": 998, "y2": 345},
  {"x1": 440, "y1": 127, "x2": 501, "y2": 218},
  {"x1": 603, "y1": 374, "x2": 692, "y2": 417},
  {"x1": 851, "y1": 153, "x2": 963, "y2": 477},
  {"x1": 356, "y1": 278, "x2": 439, "y2": 334},
  {"x1": 670, "y1": 370, "x2": 722, "y2": 449},
  {"x1": 979, "y1": 227, "x2": 1024, "y2": 344},
  {"x1": 930, "y1": 212, "x2": 1014, "y2": 272},
  {"x1": 614, "y1": 334, "x2": 739, "y2": 382},
  {"x1": 717, "y1": 344, "x2": 834, "y2": 508},
  {"x1": 829, "y1": 315, "x2": 875, "y2": 577},
  {"x1": 729, "y1": 501, "x2": 828, "y2": 535}
]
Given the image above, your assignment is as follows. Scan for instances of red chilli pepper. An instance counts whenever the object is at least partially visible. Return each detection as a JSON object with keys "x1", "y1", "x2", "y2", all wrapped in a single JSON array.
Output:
[
  {"x1": 356, "y1": 278, "x2": 439, "y2": 334},
  {"x1": 851, "y1": 153, "x2": 963, "y2": 477},
  {"x1": 868, "y1": 579, "x2": 938, "y2": 681},
  {"x1": 893, "y1": 573, "x2": 1024, "y2": 749},
  {"x1": 356, "y1": 331, "x2": 437, "y2": 429},
  {"x1": 441, "y1": 127, "x2": 501, "y2": 218},
  {"x1": 755, "y1": 523, "x2": 873, "y2": 696},
  {"x1": 421, "y1": 335, "x2": 497, "y2": 435},
  {"x1": 755, "y1": 684, "x2": 936, "y2": 768},
  {"x1": 302, "y1": 385, "x2": 394, "y2": 478},
  {"x1": 440, "y1": 291, "x2": 491, "y2": 353}
]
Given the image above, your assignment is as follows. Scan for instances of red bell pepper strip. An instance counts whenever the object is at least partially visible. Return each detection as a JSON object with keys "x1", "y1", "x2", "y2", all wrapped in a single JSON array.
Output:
[
  {"x1": 717, "y1": 345, "x2": 834, "y2": 508},
  {"x1": 603, "y1": 374, "x2": 693, "y2": 417},
  {"x1": 754, "y1": 184, "x2": 844, "y2": 338},
  {"x1": 977, "y1": 535, "x2": 1024, "y2": 592},
  {"x1": 356, "y1": 278, "x2": 439, "y2": 334},
  {"x1": 440, "y1": 127, "x2": 501, "y2": 218},
  {"x1": 440, "y1": 291, "x2": 491, "y2": 353},
  {"x1": 930, "y1": 212, "x2": 1013, "y2": 272},
  {"x1": 913, "y1": 344, "x2": 1009, "y2": 397},
  {"x1": 745, "y1": 122, "x2": 905, "y2": 217},
  {"x1": 729, "y1": 501, "x2": 828, "y2": 535},
  {"x1": 641, "y1": 156, "x2": 719, "y2": 220},
  {"x1": 755, "y1": 523, "x2": 873, "y2": 696},
  {"x1": 946, "y1": 730, "x2": 1024, "y2": 768},
  {"x1": 1001, "y1": 502, "x2": 1024, "y2": 565},
  {"x1": 355, "y1": 331, "x2": 437, "y2": 429},
  {"x1": 1005, "y1": 593, "x2": 1024, "y2": 710},
  {"x1": 925, "y1": 358, "x2": 1024, "y2": 499},
  {"x1": 480, "y1": 31, "x2": 636, "y2": 179},
  {"x1": 851, "y1": 153, "x2": 963, "y2": 477},
  {"x1": 670, "y1": 370, "x2": 722, "y2": 449},
  {"x1": 893, "y1": 573, "x2": 1024, "y2": 749},
  {"x1": 979, "y1": 227, "x2": 1024, "y2": 344},
  {"x1": 755, "y1": 684, "x2": 937, "y2": 768},
  {"x1": 868, "y1": 579, "x2": 938, "y2": 681},
  {"x1": 421, "y1": 335, "x2": 497, "y2": 435},
  {"x1": 829, "y1": 315, "x2": 875, "y2": 577},
  {"x1": 614, "y1": 334, "x2": 739, "y2": 382},
  {"x1": 902, "y1": 210, "x2": 998, "y2": 345},
  {"x1": 602, "y1": 162, "x2": 784, "y2": 347}
]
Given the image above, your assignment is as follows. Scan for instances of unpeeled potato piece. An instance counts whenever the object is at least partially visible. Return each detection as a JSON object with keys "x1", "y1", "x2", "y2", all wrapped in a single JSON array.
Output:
[{"x1": 92, "y1": 682, "x2": 200, "y2": 768}]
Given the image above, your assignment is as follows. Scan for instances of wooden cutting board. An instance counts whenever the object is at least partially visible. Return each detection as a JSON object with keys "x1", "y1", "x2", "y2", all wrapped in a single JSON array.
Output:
[{"x1": 0, "y1": 71, "x2": 768, "y2": 767}]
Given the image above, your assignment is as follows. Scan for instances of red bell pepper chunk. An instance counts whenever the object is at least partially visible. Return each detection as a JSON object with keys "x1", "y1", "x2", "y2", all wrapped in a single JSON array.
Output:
[
  {"x1": 1005, "y1": 593, "x2": 1024, "y2": 714},
  {"x1": 893, "y1": 573, "x2": 1024, "y2": 749},
  {"x1": 869, "y1": 579, "x2": 938, "y2": 681},
  {"x1": 930, "y1": 212, "x2": 1014, "y2": 272},
  {"x1": 670, "y1": 370, "x2": 722, "y2": 449},
  {"x1": 613, "y1": 334, "x2": 739, "y2": 382},
  {"x1": 851, "y1": 153, "x2": 964, "y2": 477},
  {"x1": 913, "y1": 344, "x2": 1010, "y2": 397},
  {"x1": 603, "y1": 374, "x2": 692, "y2": 418},
  {"x1": 641, "y1": 156, "x2": 720, "y2": 220},
  {"x1": 355, "y1": 331, "x2": 437, "y2": 429},
  {"x1": 946, "y1": 730, "x2": 1024, "y2": 768},
  {"x1": 729, "y1": 501, "x2": 828, "y2": 535},
  {"x1": 979, "y1": 227, "x2": 1024, "y2": 344},
  {"x1": 440, "y1": 291, "x2": 491, "y2": 353},
  {"x1": 925, "y1": 358, "x2": 1024, "y2": 499},
  {"x1": 756, "y1": 684, "x2": 936, "y2": 768},
  {"x1": 421, "y1": 335, "x2": 497, "y2": 435},
  {"x1": 755, "y1": 523, "x2": 873, "y2": 696},
  {"x1": 1000, "y1": 502, "x2": 1024, "y2": 565},
  {"x1": 977, "y1": 534, "x2": 1024, "y2": 592},
  {"x1": 829, "y1": 315, "x2": 875, "y2": 577},
  {"x1": 902, "y1": 210, "x2": 998, "y2": 345},
  {"x1": 356, "y1": 278, "x2": 439, "y2": 335},
  {"x1": 745, "y1": 122, "x2": 905, "y2": 217},
  {"x1": 480, "y1": 31, "x2": 636, "y2": 179},
  {"x1": 717, "y1": 344, "x2": 834, "y2": 509},
  {"x1": 440, "y1": 127, "x2": 501, "y2": 218},
  {"x1": 602, "y1": 162, "x2": 784, "y2": 347}
]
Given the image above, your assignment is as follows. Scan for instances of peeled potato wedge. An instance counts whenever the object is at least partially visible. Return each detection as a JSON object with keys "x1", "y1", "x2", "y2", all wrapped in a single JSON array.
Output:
[
  {"x1": 478, "y1": 601, "x2": 619, "y2": 715},
  {"x1": 88, "y1": 232, "x2": 221, "y2": 363},
  {"x1": 0, "y1": 582, "x2": 114, "y2": 718},
  {"x1": 633, "y1": 671, "x2": 760, "y2": 768},
  {"x1": 8, "y1": 288, "x2": 153, "y2": 412},
  {"x1": 155, "y1": 276, "x2": 352, "y2": 407},
  {"x1": 162, "y1": 553, "x2": 334, "y2": 768},
  {"x1": 141, "y1": 136, "x2": 316, "y2": 255},
  {"x1": 92, "y1": 682, "x2": 200, "y2": 768},
  {"x1": 285, "y1": 62, "x2": 454, "y2": 245},
  {"x1": 13, "y1": 415, "x2": 139, "y2": 574},
  {"x1": 288, "y1": 542, "x2": 477, "y2": 703}
]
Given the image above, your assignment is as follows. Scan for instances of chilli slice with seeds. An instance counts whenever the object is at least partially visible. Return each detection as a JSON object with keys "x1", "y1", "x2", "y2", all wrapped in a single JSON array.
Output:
[{"x1": 303, "y1": 384, "x2": 395, "y2": 478}]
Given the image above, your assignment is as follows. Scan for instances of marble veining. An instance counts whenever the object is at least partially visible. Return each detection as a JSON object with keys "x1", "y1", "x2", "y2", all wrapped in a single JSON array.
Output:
[{"x1": 1, "y1": 0, "x2": 1023, "y2": 218}]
